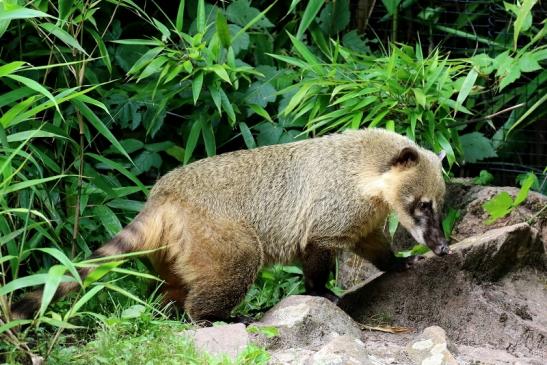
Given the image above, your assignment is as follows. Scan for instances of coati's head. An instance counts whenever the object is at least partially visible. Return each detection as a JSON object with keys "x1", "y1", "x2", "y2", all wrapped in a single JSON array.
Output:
[{"x1": 382, "y1": 146, "x2": 450, "y2": 256}]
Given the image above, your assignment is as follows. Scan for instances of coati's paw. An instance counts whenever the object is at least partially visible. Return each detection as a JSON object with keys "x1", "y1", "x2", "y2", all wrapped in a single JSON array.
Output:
[{"x1": 391, "y1": 255, "x2": 424, "y2": 272}]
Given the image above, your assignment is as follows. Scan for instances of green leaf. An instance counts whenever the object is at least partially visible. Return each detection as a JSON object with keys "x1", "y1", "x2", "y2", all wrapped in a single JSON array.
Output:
[
  {"x1": 86, "y1": 153, "x2": 147, "y2": 194},
  {"x1": 196, "y1": 0, "x2": 205, "y2": 33},
  {"x1": 34, "y1": 248, "x2": 81, "y2": 286},
  {"x1": 512, "y1": 0, "x2": 537, "y2": 50},
  {"x1": 201, "y1": 119, "x2": 216, "y2": 157},
  {"x1": 0, "y1": 61, "x2": 26, "y2": 77},
  {"x1": 5, "y1": 74, "x2": 60, "y2": 116},
  {"x1": 239, "y1": 122, "x2": 256, "y2": 149},
  {"x1": 220, "y1": 88, "x2": 236, "y2": 124},
  {"x1": 121, "y1": 304, "x2": 146, "y2": 319},
  {"x1": 459, "y1": 132, "x2": 497, "y2": 163},
  {"x1": 518, "y1": 53, "x2": 542, "y2": 72},
  {"x1": 93, "y1": 205, "x2": 122, "y2": 237},
  {"x1": 442, "y1": 208, "x2": 460, "y2": 239},
  {"x1": 39, "y1": 265, "x2": 67, "y2": 316},
  {"x1": 205, "y1": 65, "x2": 231, "y2": 84},
  {"x1": 89, "y1": 29, "x2": 112, "y2": 73},
  {"x1": 39, "y1": 23, "x2": 88, "y2": 55},
  {"x1": 473, "y1": 170, "x2": 494, "y2": 186},
  {"x1": 456, "y1": 68, "x2": 478, "y2": 107},
  {"x1": 152, "y1": 18, "x2": 171, "y2": 41},
  {"x1": 296, "y1": 0, "x2": 325, "y2": 40},
  {"x1": 247, "y1": 325, "x2": 279, "y2": 338},
  {"x1": 0, "y1": 320, "x2": 32, "y2": 334},
  {"x1": 216, "y1": 10, "x2": 231, "y2": 48},
  {"x1": 382, "y1": 0, "x2": 402, "y2": 15},
  {"x1": 388, "y1": 212, "x2": 399, "y2": 238},
  {"x1": 412, "y1": 88, "x2": 426, "y2": 108},
  {"x1": 67, "y1": 285, "x2": 104, "y2": 317},
  {"x1": 435, "y1": 132, "x2": 456, "y2": 166},
  {"x1": 175, "y1": 0, "x2": 185, "y2": 32},
  {"x1": 192, "y1": 71, "x2": 204, "y2": 105},
  {"x1": 288, "y1": 33, "x2": 321, "y2": 67},
  {"x1": 513, "y1": 173, "x2": 535, "y2": 206},
  {"x1": 83, "y1": 261, "x2": 124, "y2": 287},
  {"x1": 184, "y1": 120, "x2": 202, "y2": 165},
  {"x1": 249, "y1": 104, "x2": 273, "y2": 123},
  {"x1": 72, "y1": 100, "x2": 132, "y2": 162},
  {"x1": 0, "y1": 273, "x2": 73, "y2": 296},
  {"x1": 0, "y1": 7, "x2": 53, "y2": 21},
  {"x1": 483, "y1": 192, "x2": 513, "y2": 224}
]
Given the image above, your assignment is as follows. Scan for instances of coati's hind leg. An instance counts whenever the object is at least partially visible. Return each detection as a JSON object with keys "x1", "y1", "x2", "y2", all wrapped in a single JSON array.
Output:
[
  {"x1": 301, "y1": 242, "x2": 337, "y2": 302},
  {"x1": 180, "y1": 216, "x2": 262, "y2": 322},
  {"x1": 353, "y1": 229, "x2": 422, "y2": 272}
]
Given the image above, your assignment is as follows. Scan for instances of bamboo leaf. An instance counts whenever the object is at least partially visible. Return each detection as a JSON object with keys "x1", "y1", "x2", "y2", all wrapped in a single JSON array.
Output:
[
  {"x1": 0, "y1": 7, "x2": 53, "y2": 21},
  {"x1": 184, "y1": 120, "x2": 202, "y2": 165},
  {"x1": 456, "y1": 68, "x2": 478, "y2": 107},
  {"x1": 175, "y1": 0, "x2": 185, "y2": 32},
  {"x1": 296, "y1": 0, "x2": 325, "y2": 40},
  {"x1": 34, "y1": 248, "x2": 81, "y2": 286},
  {"x1": 192, "y1": 71, "x2": 204, "y2": 105},
  {"x1": 239, "y1": 122, "x2": 256, "y2": 149},
  {"x1": 72, "y1": 100, "x2": 132, "y2": 162},
  {"x1": 39, "y1": 265, "x2": 67, "y2": 316},
  {"x1": 39, "y1": 23, "x2": 88, "y2": 55}
]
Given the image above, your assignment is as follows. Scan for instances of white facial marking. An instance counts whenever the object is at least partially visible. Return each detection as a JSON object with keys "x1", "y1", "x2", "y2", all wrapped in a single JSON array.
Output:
[{"x1": 409, "y1": 226, "x2": 425, "y2": 244}]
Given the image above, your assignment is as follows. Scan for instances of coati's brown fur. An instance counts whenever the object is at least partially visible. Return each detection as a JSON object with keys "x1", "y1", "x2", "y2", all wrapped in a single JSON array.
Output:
[{"x1": 12, "y1": 129, "x2": 449, "y2": 321}]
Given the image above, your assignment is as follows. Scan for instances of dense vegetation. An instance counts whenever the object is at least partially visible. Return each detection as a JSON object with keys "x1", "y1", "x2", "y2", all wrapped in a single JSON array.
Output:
[{"x1": 1, "y1": 0, "x2": 545, "y2": 363}]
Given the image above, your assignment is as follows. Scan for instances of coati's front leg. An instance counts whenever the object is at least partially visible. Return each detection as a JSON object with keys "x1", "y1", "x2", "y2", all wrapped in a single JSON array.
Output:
[
  {"x1": 301, "y1": 242, "x2": 337, "y2": 302},
  {"x1": 353, "y1": 228, "x2": 421, "y2": 272}
]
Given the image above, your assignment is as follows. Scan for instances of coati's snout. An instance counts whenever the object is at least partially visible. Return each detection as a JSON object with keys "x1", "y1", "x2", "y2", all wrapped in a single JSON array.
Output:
[{"x1": 383, "y1": 145, "x2": 450, "y2": 256}]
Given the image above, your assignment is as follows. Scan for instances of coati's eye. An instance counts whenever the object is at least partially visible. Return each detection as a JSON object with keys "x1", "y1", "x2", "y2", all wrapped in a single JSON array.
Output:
[{"x1": 418, "y1": 201, "x2": 432, "y2": 210}]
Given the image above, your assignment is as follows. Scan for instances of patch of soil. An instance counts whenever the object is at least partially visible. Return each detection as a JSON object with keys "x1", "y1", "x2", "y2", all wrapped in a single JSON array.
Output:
[{"x1": 343, "y1": 267, "x2": 547, "y2": 363}]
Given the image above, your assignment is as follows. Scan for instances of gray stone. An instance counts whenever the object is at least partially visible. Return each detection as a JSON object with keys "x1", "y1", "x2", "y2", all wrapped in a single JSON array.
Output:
[
  {"x1": 255, "y1": 295, "x2": 362, "y2": 351},
  {"x1": 406, "y1": 326, "x2": 458, "y2": 365},
  {"x1": 310, "y1": 335, "x2": 378, "y2": 365},
  {"x1": 269, "y1": 348, "x2": 315, "y2": 365},
  {"x1": 184, "y1": 323, "x2": 249, "y2": 360},
  {"x1": 457, "y1": 223, "x2": 543, "y2": 280}
]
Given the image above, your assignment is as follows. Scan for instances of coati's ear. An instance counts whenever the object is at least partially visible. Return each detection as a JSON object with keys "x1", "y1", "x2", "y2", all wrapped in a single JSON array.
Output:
[{"x1": 391, "y1": 147, "x2": 419, "y2": 169}]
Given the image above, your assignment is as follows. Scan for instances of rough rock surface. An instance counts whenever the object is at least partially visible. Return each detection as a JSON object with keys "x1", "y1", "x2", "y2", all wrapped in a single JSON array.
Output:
[
  {"x1": 406, "y1": 326, "x2": 458, "y2": 365},
  {"x1": 310, "y1": 335, "x2": 376, "y2": 365},
  {"x1": 340, "y1": 223, "x2": 547, "y2": 362},
  {"x1": 184, "y1": 323, "x2": 249, "y2": 360},
  {"x1": 253, "y1": 295, "x2": 362, "y2": 351},
  {"x1": 337, "y1": 182, "x2": 547, "y2": 289}
]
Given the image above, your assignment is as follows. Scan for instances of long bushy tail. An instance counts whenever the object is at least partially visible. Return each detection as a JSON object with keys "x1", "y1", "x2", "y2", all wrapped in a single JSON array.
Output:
[{"x1": 10, "y1": 211, "x2": 155, "y2": 320}]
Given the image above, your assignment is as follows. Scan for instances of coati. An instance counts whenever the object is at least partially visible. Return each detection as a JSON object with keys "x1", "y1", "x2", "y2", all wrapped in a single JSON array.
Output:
[{"x1": 12, "y1": 128, "x2": 449, "y2": 322}]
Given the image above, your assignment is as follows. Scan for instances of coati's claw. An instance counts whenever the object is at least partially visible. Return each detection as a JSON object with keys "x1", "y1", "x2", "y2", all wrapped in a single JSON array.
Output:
[{"x1": 389, "y1": 255, "x2": 423, "y2": 272}]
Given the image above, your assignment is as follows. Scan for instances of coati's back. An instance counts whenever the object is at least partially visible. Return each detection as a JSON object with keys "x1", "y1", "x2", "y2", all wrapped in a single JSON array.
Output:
[{"x1": 148, "y1": 129, "x2": 444, "y2": 262}]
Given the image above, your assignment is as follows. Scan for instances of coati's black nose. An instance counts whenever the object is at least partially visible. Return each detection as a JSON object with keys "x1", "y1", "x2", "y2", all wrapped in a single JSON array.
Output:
[{"x1": 437, "y1": 244, "x2": 451, "y2": 256}]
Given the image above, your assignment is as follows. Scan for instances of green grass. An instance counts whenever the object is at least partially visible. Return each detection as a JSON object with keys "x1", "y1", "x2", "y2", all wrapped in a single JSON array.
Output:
[{"x1": 4, "y1": 313, "x2": 270, "y2": 365}]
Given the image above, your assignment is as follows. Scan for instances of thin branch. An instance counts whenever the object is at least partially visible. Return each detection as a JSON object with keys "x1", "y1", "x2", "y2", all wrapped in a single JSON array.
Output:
[{"x1": 447, "y1": 103, "x2": 525, "y2": 128}]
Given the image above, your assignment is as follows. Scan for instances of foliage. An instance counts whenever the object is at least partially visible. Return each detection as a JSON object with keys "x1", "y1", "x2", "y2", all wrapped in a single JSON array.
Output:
[
  {"x1": 473, "y1": 170, "x2": 495, "y2": 186},
  {"x1": 483, "y1": 172, "x2": 537, "y2": 224},
  {"x1": 273, "y1": 37, "x2": 478, "y2": 166},
  {"x1": 234, "y1": 264, "x2": 305, "y2": 317},
  {"x1": 45, "y1": 315, "x2": 269, "y2": 365}
]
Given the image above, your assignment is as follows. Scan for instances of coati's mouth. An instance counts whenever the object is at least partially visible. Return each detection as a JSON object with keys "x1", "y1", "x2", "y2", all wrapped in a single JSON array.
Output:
[{"x1": 430, "y1": 241, "x2": 451, "y2": 256}]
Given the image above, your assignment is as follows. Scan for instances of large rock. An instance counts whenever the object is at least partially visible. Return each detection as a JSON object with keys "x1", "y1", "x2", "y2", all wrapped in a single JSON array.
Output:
[
  {"x1": 184, "y1": 323, "x2": 249, "y2": 360},
  {"x1": 310, "y1": 335, "x2": 377, "y2": 365},
  {"x1": 406, "y1": 326, "x2": 458, "y2": 365},
  {"x1": 340, "y1": 223, "x2": 547, "y2": 360},
  {"x1": 337, "y1": 181, "x2": 547, "y2": 290},
  {"x1": 254, "y1": 295, "x2": 362, "y2": 351}
]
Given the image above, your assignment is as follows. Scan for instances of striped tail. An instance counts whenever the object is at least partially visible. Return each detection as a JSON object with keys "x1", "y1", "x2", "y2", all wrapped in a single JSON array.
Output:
[{"x1": 10, "y1": 214, "x2": 149, "y2": 321}]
